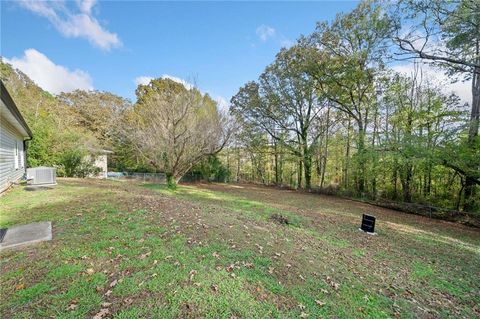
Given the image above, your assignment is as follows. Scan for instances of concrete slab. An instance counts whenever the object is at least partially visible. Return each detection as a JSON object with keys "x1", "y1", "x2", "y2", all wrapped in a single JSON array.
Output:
[{"x1": 0, "y1": 222, "x2": 52, "y2": 250}]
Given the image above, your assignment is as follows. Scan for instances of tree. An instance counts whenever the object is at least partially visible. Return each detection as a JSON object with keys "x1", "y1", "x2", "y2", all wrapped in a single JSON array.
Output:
[
  {"x1": 58, "y1": 90, "x2": 130, "y2": 147},
  {"x1": 231, "y1": 46, "x2": 326, "y2": 189},
  {"x1": 392, "y1": 0, "x2": 480, "y2": 210},
  {"x1": 125, "y1": 78, "x2": 232, "y2": 188},
  {"x1": 307, "y1": 0, "x2": 393, "y2": 194},
  {"x1": 381, "y1": 69, "x2": 464, "y2": 203},
  {"x1": 1, "y1": 61, "x2": 101, "y2": 168}
]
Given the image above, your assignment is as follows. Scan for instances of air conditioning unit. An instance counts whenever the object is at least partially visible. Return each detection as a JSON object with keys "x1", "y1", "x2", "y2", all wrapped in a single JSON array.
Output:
[{"x1": 27, "y1": 167, "x2": 57, "y2": 186}]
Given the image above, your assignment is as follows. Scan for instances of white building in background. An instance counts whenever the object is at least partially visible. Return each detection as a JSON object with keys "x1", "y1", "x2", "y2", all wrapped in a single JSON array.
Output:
[
  {"x1": 0, "y1": 81, "x2": 33, "y2": 193},
  {"x1": 87, "y1": 149, "x2": 113, "y2": 179}
]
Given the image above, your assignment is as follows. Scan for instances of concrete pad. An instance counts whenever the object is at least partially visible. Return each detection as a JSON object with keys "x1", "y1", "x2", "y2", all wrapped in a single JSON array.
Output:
[{"x1": 0, "y1": 222, "x2": 52, "y2": 250}]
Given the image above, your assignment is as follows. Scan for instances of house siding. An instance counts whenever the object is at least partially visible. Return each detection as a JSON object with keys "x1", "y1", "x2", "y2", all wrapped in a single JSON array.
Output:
[{"x1": 0, "y1": 116, "x2": 26, "y2": 193}]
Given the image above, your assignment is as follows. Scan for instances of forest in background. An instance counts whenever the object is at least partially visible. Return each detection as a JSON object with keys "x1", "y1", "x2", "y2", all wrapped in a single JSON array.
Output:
[{"x1": 1, "y1": 0, "x2": 478, "y2": 214}]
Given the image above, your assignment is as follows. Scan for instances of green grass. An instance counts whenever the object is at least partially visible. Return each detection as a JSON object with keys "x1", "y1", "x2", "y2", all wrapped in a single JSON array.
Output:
[
  {"x1": 143, "y1": 183, "x2": 306, "y2": 227},
  {"x1": 1, "y1": 179, "x2": 479, "y2": 318}
]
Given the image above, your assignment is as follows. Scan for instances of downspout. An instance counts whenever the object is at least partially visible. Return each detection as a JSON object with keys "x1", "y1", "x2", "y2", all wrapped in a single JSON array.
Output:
[{"x1": 22, "y1": 135, "x2": 33, "y2": 180}]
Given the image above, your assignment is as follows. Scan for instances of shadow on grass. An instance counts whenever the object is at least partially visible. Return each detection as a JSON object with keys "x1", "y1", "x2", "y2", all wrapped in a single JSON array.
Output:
[{"x1": 143, "y1": 183, "x2": 307, "y2": 228}]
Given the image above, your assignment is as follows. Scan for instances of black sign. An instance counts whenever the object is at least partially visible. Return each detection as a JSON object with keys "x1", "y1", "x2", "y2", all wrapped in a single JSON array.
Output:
[{"x1": 360, "y1": 214, "x2": 376, "y2": 233}]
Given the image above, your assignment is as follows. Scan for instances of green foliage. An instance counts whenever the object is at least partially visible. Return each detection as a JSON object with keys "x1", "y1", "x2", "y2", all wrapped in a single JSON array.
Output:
[
  {"x1": 192, "y1": 155, "x2": 230, "y2": 182},
  {"x1": 1, "y1": 61, "x2": 127, "y2": 179},
  {"x1": 58, "y1": 149, "x2": 100, "y2": 178}
]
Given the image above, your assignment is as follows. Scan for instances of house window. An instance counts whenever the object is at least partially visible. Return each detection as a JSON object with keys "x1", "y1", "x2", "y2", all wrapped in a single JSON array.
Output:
[{"x1": 14, "y1": 141, "x2": 19, "y2": 170}]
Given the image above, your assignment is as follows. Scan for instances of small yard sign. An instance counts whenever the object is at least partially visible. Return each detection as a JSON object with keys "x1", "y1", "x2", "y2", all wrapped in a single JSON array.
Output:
[{"x1": 360, "y1": 214, "x2": 376, "y2": 234}]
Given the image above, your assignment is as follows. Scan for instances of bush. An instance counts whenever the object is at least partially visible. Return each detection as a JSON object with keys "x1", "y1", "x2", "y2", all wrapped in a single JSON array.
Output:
[{"x1": 58, "y1": 149, "x2": 100, "y2": 177}]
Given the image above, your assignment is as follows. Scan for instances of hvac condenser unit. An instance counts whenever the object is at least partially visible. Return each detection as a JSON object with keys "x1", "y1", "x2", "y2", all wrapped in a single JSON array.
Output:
[{"x1": 27, "y1": 167, "x2": 57, "y2": 186}]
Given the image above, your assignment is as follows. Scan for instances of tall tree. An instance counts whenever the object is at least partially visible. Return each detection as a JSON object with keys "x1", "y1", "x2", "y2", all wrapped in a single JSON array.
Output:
[
  {"x1": 58, "y1": 90, "x2": 130, "y2": 147},
  {"x1": 392, "y1": 0, "x2": 480, "y2": 210},
  {"x1": 231, "y1": 46, "x2": 326, "y2": 189},
  {"x1": 307, "y1": 0, "x2": 393, "y2": 194}
]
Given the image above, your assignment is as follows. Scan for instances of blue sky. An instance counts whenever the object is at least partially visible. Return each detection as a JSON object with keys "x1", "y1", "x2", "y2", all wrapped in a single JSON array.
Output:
[{"x1": 1, "y1": 0, "x2": 359, "y2": 105}]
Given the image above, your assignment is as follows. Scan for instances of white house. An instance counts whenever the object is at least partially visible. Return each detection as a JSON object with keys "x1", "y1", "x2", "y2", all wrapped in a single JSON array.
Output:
[{"x1": 0, "y1": 81, "x2": 33, "y2": 193}]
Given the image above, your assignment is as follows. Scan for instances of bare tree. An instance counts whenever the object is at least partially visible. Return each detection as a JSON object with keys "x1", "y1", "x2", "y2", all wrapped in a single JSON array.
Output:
[{"x1": 125, "y1": 78, "x2": 233, "y2": 187}]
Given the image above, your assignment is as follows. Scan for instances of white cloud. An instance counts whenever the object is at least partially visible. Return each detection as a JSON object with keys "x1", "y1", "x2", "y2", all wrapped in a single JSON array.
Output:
[
  {"x1": 161, "y1": 74, "x2": 194, "y2": 90},
  {"x1": 256, "y1": 25, "x2": 276, "y2": 42},
  {"x1": 77, "y1": 0, "x2": 96, "y2": 14},
  {"x1": 4, "y1": 49, "x2": 93, "y2": 94},
  {"x1": 134, "y1": 76, "x2": 153, "y2": 86},
  {"x1": 255, "y1": 25, "x2": 292, "y2": 48},
  {"x1": 18, "y1": 0, "x2": 121, "y2": 51},
  {"x1": 391, "y1": 62, "x2": 470, "y2": 104}
]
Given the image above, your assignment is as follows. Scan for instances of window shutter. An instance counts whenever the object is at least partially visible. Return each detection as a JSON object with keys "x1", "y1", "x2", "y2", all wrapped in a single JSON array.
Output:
[{"x1": 14, "y1": 141, "x2": 19, "y2": 169}]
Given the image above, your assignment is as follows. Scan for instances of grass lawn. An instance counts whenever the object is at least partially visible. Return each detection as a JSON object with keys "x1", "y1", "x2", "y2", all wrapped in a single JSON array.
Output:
[{"x1": 1, "y1": 179, "x2": 479, "y2": 318}]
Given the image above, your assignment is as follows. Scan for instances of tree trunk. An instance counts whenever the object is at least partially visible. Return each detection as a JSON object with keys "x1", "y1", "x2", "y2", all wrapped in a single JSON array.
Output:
[
  {"x1": 321, "y1": 108, "x2": 330, "y2": 189},
  {"x1": 392, "y1": 159, "x2": 398, "y2": 200},
  {"x1": 463, "y1": 65, "x2": 480, "y2": 211},
  {"x1": 344, "y1": 119, "x2": 351, "y2": 189},
  {"x1": 166, "y1": 173, "x2": 177, "y2": 189},
  {"x1": 303, "y1": 146, "x2": 312, "y2": 190},
  {"x1": 297, "y1": 158, "x2": 303, "y2": 189},
  {"x1": 356, "y1": 122, "x2": 366, "y2": 194},
  {"x1": 401, "y1": 163, "x2": 413, "y2": 203},
  {"x1": 274, "y1": 140, "x2": 279, "y2": 185},
  {"x1": 236, "y1": 146, "x2": 241, "y2": 182}
]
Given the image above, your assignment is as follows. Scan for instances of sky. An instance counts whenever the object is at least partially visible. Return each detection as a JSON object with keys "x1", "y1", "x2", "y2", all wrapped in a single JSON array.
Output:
[
  {"x1": 1, "y1": 0, "x2": 470, "y2": 106},
  {"x1": 1, "y1": 0, "x2": 359, "y2": 105}
]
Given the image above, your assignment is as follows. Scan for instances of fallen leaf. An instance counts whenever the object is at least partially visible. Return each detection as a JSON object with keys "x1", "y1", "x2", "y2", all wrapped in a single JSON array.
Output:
[
  {"x1": 104, "y1": 290, "x2": 112, "y2": 297},
  {"x1": 101, "y1": 302, "x2": 112, "y2": 307},
  {"x1": 139, "y1": 252, "x2": 151, "y2": 259},
  {"x1": 67, "y1": 304, "x2": 78, "y2": 311},
  {"x1": 92, "y1": 308, "x2": 109, "y2": 319},
  {"x1": 300, "y1": 311, "x2": 309, "y2": 318},
  {"x1": 315, "y1": 300, "x2": 326, "y2": 306},
  {"x1": 15, "y1": 283, "x2": 25, "y2": 291},
  {"x1": 86, "y1": 268, "x2": 95, "y2": 275}
]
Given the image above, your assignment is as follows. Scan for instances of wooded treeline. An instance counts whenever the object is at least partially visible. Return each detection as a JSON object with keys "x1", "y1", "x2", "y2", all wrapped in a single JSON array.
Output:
[
  {"x1": 1, "y1": 0, "x2": 478, "y2": 212},
  {"x1": 0, "y1": 62, "x2": 231, "y2": 187},
  {"x1": 227, "y1": 0, "x2": 479, "y2": 212}
]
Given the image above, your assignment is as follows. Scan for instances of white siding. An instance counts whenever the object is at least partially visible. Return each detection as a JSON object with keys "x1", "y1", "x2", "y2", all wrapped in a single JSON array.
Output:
[{"x1": 0, "y1": 116, "x2": 26, "y2": 193}]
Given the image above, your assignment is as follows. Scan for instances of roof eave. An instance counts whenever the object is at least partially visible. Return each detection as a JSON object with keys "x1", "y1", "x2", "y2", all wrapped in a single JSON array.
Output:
[{"x1": 0, "y1": 80, "x2": 33, "y2": 139}]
